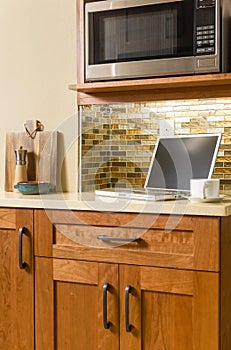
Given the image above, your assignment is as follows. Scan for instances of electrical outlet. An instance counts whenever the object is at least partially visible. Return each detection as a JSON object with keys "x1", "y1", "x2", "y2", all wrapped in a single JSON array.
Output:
[{"x1": 159, "y1": 120, "x2": 175, "y2": 137}]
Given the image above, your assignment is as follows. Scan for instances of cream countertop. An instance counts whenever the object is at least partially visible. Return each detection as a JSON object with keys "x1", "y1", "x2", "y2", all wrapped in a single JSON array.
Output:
[{"x1": 0, "y1": 191, "x2": 231, "y2": 216}]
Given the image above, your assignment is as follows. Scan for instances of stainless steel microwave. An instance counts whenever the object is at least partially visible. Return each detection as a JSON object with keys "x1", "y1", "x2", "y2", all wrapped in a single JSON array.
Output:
[{"x1": 85, "y1": 0, "x2": 231, "y2": 81}]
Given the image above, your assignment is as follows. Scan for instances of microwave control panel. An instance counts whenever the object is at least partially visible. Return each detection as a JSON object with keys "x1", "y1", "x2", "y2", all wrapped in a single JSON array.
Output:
[
  {"x1": 195, "y1": 0, "x2": 216, "y2": 55},
  {"x1": 197, "y1": 0, "x2": 215, "y2": 8}
]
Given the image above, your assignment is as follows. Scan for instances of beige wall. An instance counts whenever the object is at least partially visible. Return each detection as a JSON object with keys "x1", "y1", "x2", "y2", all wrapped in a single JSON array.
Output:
[{"x1": 0, "y1": 0, "x2": 77, "y2": 192}]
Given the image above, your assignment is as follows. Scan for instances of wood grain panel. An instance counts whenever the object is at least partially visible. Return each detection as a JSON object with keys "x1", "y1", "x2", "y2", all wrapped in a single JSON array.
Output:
[
  {"x1": 0, "y1": 208, "x2": 16, "y2": 229},
  {"x1": 220, "y1": 216, "x2": 231, "y2": 349},
  {"x1": 53, "y1": 258, "x2": 98, "y2": 284},
  {"x1": 0, "y1": 224, "x2": 17, "y2": 349},
  {"x1": 98, "y1": 263, "x2": 119, "y2": 350},
  {"x1": 52, "y1": 244, "x2": 194, "y2": 270},
  {"x1": 35, "y1": 257, "x2": 54, "y2": 350},
  {"x1": 193, "y1": 216, "x2": 219, "y2": 271},
  {"x1": 15, "y1": 209, "x2": 34, "y2": 349},
  {"x1": 35, "y1": 210, "x2": 219, "y2": 271},
  {"x1": 119, "y1": 265, "x2": 141, "y2": 350},
  {"x1": 34, "y1": 209, "x2": 53, "y2": 257},
  {"x1": 54, "y1": 223, "x2": 194, "y2": 253},
  {"x1": 35, "y1": 256, "x2": 101, "y2": 350},
  {"x1": 71, "y1": 73, "x2": 231, "y2": 105},
  {"x1": 194, "y1": 271, "x2": 219, "y2": 350},
  {"x1": 55, "y1": 224, "x2": 146, "y2": 247},
  {"x1": 71, "y1": 73, "x2": 231, "y2": 93},
  {"x1": 141, "y1": 267, "x2": 194, "y2": 295},
  {"x1": 141, "y1": 269, "x2": 219, "y2": 349},
  {"x1": 0, "y1": 209, "x2": 34, "y2": 349},
  {"x1": 48, "y1": 210, "x2": 193, "y2": 231},
  {"x1": 55, "y1": 281, "x2": 98, "y2": 350},
  {"x1": 76, "y1": 85, "x2": 231, "y2": 105},
  {"x1": 141, "y1": 291, "x2": 193, "y2": 350}
]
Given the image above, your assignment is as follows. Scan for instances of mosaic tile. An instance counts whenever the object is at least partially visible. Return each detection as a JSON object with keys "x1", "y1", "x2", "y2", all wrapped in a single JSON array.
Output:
[{"x1": 80, "y1": 99, "x2": 231, "y2": 192}]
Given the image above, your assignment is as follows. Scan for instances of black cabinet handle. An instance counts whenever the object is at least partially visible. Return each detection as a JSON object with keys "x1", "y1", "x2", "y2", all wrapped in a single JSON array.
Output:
[
  {"x1": 18, "y1": 226, "x2": 27, "y2": 269},
  {"x1": 97, "y1": 235, "x2": 140, "y2": 243},
  {"x1": 103, "y1": 283, "x2": 111, "y2": 329},
  {"x1": 125, "y1": 285, "x2": 132, "y2": 332}
]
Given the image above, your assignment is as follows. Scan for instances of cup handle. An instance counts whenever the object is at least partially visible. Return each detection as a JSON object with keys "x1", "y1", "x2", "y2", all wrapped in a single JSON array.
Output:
[{"x1": 203, "y1": 182, "x2": 209, "y2": 199}]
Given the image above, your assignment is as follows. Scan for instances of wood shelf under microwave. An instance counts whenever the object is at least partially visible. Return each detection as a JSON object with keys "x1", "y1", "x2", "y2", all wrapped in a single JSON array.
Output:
[{"x1": 69, "y1": 73, "x2": 231, "y2": 105}]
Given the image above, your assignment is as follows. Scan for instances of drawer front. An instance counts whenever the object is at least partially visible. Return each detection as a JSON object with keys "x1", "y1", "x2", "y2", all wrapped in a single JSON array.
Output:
[{"x1": 34, "y1": 210, "x2": 219, "y2": 271}]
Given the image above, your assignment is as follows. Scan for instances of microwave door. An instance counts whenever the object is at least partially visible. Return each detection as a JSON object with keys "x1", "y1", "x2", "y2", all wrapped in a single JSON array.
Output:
[{"x1": 85, "y1": 0, "x2": 196, "y2": 81}]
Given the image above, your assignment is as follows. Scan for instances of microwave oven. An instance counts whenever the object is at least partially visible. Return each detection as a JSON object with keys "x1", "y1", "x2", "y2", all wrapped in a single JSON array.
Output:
[{"x1": 85, "y1": 0, "x2": 231, "y2": 81}]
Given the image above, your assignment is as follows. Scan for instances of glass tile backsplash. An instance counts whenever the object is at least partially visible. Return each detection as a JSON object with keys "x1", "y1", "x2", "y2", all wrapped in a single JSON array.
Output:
[{"x1": 80, "y1": 98, "x2": 231, "y2": 193}]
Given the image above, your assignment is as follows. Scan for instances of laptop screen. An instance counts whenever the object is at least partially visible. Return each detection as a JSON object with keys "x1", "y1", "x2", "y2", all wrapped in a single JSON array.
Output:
[{"x1": 145, "y1": 134, "x2": 221, "y2": 192}]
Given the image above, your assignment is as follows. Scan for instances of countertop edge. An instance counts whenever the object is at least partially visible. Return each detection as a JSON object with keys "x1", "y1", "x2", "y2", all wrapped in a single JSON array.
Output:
[{"x1": 0, "y1": 192, "x2": 230, "y2": 216}]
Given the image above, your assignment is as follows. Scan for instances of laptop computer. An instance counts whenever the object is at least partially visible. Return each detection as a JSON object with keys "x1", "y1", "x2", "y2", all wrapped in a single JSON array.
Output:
[{"x1": 95, "y1": 133, "x2": 221, "y2": 201}]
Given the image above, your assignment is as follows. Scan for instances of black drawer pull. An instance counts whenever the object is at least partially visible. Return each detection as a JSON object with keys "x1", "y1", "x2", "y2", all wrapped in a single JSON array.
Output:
[
  {"x1": 125, "y1": 285, "x2": 132, "y2": 332},
  {"x1": 97, "y1": 235, "x2": 139, "y2": 243},
  {"x1": 103, "y1": 283, "x2": 111, "y2": 329},
  {"x1": 18, "y1": 226, "x2": 27, "y2": 269}
]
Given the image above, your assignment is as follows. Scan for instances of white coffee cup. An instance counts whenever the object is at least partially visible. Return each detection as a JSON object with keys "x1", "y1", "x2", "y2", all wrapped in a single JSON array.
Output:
[{"x1": 190, "y1": 179, "x2": 220, "y2": 199}]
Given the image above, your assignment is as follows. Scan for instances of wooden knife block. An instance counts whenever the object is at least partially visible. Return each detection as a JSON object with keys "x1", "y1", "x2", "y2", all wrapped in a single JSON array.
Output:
[{"x1": 5, "y1": 131, "x2": 59, "y2": 192}]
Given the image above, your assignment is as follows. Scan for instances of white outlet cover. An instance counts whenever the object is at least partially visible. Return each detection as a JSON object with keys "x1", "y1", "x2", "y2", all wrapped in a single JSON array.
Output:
[{"x1": 159, "y1": 120, "x2": 175, "y2": 137}]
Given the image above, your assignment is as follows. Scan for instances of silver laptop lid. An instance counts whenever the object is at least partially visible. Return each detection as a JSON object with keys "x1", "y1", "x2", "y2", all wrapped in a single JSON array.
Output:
[{"x1": 144, "y1": 133, "x2": 221, "y2": 193}]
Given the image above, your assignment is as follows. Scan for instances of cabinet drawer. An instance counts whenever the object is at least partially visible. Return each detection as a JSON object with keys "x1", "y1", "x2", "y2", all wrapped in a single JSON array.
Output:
[{"x1": 35, "y1": 210, "x2": 220, "y2": 271}]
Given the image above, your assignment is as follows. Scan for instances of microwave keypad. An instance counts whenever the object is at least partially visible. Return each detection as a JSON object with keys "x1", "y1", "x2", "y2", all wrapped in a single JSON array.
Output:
[
  {"x1": 196, "y1": 25, "x2": 215, "y2": 54},
  {"x1": 197, "y1": 0, "x2": 215, "y2": 8}
]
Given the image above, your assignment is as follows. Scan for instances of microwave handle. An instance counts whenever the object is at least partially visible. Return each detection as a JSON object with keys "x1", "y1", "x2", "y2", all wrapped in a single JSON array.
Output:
[
  {"x1": 86, "y1": 0, "x2": 183, "y2": 12},
  {"x1": 140, "y1": 0, "x2": 183, "y2": 4}
]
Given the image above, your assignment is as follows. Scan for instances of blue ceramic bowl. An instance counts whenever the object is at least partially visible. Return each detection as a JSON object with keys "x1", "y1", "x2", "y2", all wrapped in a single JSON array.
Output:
[{"x1": 14, "y1": 181, "x2": 51, "y2": 195}]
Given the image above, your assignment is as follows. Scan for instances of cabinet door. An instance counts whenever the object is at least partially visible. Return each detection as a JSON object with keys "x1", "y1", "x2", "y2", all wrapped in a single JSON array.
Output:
[
  {"x1": 35, "y1": 258, "x2": 119, "y2": 350},
  {"x1": 120, "y1": 265, "x2": 219, "y2": 350},
  {"x1": 0, "y1": 208, "x2": 34, "y2": 350}
]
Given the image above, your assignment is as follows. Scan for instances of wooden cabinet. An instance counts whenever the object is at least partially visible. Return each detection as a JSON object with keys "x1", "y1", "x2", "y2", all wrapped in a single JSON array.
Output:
[
  {"x1": 70, "y1": 73, "x2": 231, "y2": 105},
  {"x1": 0, "y1": 208, "x2": 34, "y2": 350},
  {"x1": 35, "y1": 257, "x2": 119, "y2": 349},
  {"x1": 34, "y1": 209, "x2": 231, "y2": 350},
  {"x1": 119, "y1": 265, "x2": 219, "y2": 350}
]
